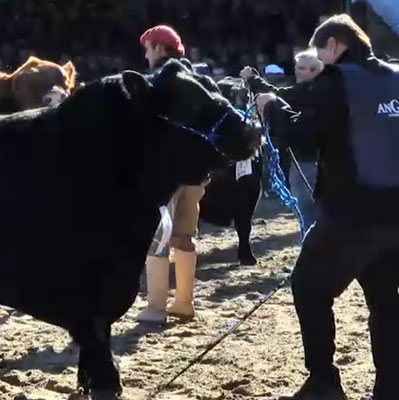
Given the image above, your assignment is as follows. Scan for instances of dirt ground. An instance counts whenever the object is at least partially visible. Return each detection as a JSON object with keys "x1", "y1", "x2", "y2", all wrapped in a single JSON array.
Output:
[{"x1": 0, "y1": 197, "x2": 374, "y2": 400}]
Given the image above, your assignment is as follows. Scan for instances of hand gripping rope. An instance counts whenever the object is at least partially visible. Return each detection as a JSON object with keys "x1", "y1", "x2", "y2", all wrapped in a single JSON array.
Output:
[{"x1": 240, "y1": 101, "x2": 306, "y2": 241}]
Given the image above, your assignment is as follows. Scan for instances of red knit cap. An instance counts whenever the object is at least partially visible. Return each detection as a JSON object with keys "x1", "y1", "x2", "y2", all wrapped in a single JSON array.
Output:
[{"x1": 140, "y1": 25, "x2": 185, "y2": 56}]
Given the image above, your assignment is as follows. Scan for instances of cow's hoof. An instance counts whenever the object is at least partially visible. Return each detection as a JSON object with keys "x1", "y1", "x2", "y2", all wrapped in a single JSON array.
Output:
[
  {"x1": 239, "y1": 255, "x2": 257, "y2": 266},
  {"x1": 77, "y1": 371, "x2": 90, "y2": 395},
  {"x1": 89, "y1": 390, "x2": 121, "y2": 400},
  {"x1": 77, "y1": 383, "x2": 90, "y2": 396}
]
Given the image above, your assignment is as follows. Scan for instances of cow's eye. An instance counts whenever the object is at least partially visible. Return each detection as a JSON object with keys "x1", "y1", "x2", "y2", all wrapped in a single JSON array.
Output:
[{"x1": 43, "y1": 95, "x2": 54, "y2": 106}]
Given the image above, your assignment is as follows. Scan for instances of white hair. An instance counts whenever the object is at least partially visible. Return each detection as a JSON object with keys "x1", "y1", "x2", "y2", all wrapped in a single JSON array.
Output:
[{"x1": 294, "y1": 49, "x2": 323, "y2": 69}]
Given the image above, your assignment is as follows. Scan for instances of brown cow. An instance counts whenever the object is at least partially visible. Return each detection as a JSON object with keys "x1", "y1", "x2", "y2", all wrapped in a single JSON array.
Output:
[{"x1": 0, "y1": 56, "x2": 76, "y2": 112}]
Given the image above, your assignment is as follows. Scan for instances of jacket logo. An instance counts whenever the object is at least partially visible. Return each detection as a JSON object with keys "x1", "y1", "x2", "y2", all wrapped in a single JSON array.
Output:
[{"x1": 377, "y1": 99, "x2": 399, "y2": 117}]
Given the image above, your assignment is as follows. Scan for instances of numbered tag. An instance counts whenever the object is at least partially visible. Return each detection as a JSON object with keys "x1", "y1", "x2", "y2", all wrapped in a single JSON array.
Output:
[{"x1": 236, "y1": 159, "x2": 252, "y2": 181}]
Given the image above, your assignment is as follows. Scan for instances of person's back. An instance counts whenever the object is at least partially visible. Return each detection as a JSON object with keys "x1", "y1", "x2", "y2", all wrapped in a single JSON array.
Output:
[
  {"x1": 301, "y1": 41, "x2": 399, "y2": 223},
  {"x1": 328, "y1": 58, "x2": 399, "y2": 220}
]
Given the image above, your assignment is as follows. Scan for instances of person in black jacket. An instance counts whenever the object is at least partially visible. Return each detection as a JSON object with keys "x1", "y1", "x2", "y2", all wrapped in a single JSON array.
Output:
[
  {"x1": 241, "y1": 50, "x2": 323, "y2": 230},
  {"x1": 287, "y1": 50, "x2": 323, "y2": 230},
  {"x1": 240, "y1": 64, "x2": 295, "y2": 193},
  {"x1": 257, "y1": 14, "x2": 399, "y2": 400}
]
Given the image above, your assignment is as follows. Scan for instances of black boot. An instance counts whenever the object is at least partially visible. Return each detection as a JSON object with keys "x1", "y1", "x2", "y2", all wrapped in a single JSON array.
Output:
[{"x1": 278, "y1": 370, "x2": 347, "y2": 400}]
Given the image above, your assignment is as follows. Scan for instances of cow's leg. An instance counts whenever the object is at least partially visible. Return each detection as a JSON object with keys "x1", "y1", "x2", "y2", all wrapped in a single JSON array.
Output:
[
  {"x1": 234, "y1": 178, "x2": 260, "y2": 266},
  {"x1": 70, "y1": 319, "x2": 122, "y2": 399},
  {"x1": 77, "y1": 350, "x2": 90, "y2": 395},
  {"x1": 235, "y1": 210, "x2": 257, "y2": 266}
]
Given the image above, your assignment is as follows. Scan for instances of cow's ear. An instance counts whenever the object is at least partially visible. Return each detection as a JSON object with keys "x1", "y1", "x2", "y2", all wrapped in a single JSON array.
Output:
[
  {"x1": 122, "y1": 70, "x2": 151, "y2": 98},
  {"x1": 62, "y1": 61, "x2": 76, "y2": 90}
]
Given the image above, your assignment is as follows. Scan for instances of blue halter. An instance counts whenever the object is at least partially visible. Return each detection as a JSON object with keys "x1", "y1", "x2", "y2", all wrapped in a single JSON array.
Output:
[{"x1": 165, "y1": 108, "x2": 236, "y2": 148}]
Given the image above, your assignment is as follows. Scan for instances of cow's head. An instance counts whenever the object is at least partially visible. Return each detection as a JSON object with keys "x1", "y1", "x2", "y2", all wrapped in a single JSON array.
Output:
[
  {"x1": 0, "y1": 56, "x2": 76, "y2": 112},
  {"x1": 56, "y1": 65, "x2": 259, "y2": 207},
  {"x1": 122, "y1": 60, "x2": 260, "y2": 163}
]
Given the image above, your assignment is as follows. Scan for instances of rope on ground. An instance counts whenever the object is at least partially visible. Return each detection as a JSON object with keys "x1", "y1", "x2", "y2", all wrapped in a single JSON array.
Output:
[
  {"x1": 145, "y1": 273, "x2": 290, "y2": 400},
  {"x1": 287, "y1": 147, "x2": 313, "y2": 195}
]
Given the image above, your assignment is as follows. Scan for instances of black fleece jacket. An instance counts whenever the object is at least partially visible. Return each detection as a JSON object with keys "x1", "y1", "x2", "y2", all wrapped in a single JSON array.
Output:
[
  {"x1": 267, "y1": 48, "x2": 399, "y2": 224},
  {"x1": 247, "y1": 73, "x2": 316, "y2": 162}
]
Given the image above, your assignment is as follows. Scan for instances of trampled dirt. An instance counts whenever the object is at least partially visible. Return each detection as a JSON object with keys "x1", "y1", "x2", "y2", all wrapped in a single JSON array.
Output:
[{"x1": 0, "y1": 197, "x2": 374, "y2": 400}]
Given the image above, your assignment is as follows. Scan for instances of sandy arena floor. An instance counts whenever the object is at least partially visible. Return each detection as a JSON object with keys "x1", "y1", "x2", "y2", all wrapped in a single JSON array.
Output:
[{"x1": 0, "y1": 197, "x2": 374, "y2": 400}]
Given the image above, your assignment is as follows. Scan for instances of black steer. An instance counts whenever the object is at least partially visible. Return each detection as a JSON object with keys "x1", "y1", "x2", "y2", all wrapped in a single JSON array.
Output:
[
  {"x1": 200, "y1": 76, "x2": 263, "y2": 265},
  {"x1": 0, "y1": 60, "x2": 257, "y2": 399}
]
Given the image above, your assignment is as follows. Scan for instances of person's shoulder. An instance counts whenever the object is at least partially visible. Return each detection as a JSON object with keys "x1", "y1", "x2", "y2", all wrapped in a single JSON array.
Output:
[
  {"x1": 291, "y1": 80, "x2": 312, "y2": 92},
  {"x1": 316, "y1": 64, "x2": 344, "y2": 81},
  {"x1": 179, "y1": 57, "x2": 194, "y2": 71},
  {"x1": 310, "y1": 64, "x2": 345, "y2": 94},
  {"x1": 302, "y1": 65, "x2": 346, "y2": 111}
]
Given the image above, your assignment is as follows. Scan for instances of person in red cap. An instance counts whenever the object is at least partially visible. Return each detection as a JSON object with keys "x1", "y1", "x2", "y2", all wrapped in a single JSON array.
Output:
[
  {"x1": 136, "y1": 25, "x2": 206, "y2": 324},
  {"x1": 140, "y1": 24, "x2": 186, "y2": 70}
]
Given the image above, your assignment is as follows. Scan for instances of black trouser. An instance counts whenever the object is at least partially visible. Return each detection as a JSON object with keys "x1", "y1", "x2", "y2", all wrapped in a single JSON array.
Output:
[{"x1": 291, "y1": 217, "x2": 399, "y2": 400}]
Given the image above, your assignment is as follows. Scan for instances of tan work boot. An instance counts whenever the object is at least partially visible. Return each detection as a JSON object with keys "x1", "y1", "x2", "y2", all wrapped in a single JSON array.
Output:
[
  {"x1": 136, "y1": 256, "x2": 169, "y2": 324},
  {"x1": 167, "y1": 249, "x2": 196, "y2": 319}
]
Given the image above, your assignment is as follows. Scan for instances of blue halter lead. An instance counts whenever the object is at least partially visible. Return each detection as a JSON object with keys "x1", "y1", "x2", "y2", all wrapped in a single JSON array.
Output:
[{"x1": 242, "y1": 102, "x2": 306, "y2": 240}]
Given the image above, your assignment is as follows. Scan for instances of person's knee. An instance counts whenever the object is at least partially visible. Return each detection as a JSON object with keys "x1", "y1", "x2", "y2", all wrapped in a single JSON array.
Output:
[
  {"x1": 170, "y1": 235, "x2": 195, "y2": 252},
  {"x1": 291, "y1": 262, "x2": 314, "y2": 303},
  {"x1": 291, "y1": 267, "x2": 304, "y2": 298}
]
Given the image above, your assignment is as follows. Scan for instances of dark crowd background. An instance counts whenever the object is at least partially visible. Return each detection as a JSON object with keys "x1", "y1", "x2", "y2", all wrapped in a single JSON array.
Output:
[{"x1": 0, "y1": 0, "x2": 396, "y2": 82}]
